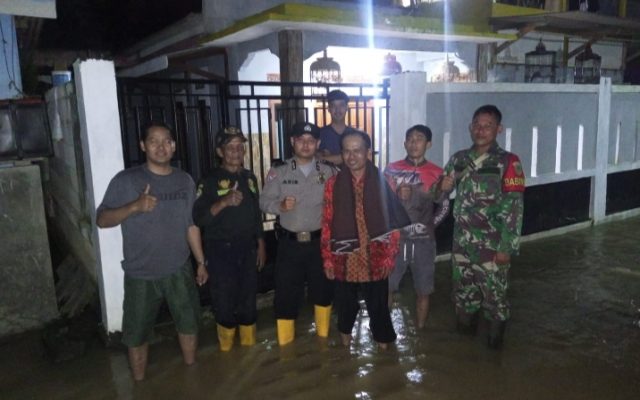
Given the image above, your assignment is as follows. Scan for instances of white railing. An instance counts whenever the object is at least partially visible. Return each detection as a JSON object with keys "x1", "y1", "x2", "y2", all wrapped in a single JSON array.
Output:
[{"x1": 389, "y1": 73, "x2": 640, "y2": 223}]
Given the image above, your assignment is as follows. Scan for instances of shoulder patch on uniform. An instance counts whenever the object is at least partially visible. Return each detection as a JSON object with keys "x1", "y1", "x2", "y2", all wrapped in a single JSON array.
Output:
[
  {"x1": 196, "y1": 183, "x2": 204, "y2": 198},
  {"x1": 502, "y1": 154, "x2": 525, "y2": 192},
  {"x1": 266, "y1": 168, "x2": 278, "y2": 182},
  {"x1": 320, "y1": 159, "x2": 340, "y2": 173},
  {"x1": 248, "y1": 177, "x2": 257, "y2": 193}
]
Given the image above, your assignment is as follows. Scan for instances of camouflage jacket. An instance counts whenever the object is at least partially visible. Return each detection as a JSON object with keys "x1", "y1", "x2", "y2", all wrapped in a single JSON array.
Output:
[{"x1": 434, "y1": 143, "x2": 525, "y2": 254}]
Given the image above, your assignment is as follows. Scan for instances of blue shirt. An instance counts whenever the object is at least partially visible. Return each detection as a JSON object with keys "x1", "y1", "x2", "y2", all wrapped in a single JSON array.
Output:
[{"x1": 318, "y1": 125, "x2": 356, "y2": 155}]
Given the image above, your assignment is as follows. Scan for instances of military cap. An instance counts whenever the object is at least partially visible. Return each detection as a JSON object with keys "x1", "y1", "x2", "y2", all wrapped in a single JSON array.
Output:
[{"x1": 215, "y1": 126, "x2": 246, "y2": 148}]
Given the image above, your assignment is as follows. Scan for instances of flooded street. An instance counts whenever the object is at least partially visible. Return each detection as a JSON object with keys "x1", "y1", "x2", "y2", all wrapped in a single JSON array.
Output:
[{"x1": 2, "y1": 217, "x2": 640, "y2": 399}]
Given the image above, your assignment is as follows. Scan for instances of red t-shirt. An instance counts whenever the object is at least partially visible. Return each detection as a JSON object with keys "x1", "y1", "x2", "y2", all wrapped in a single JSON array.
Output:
[{"x1": 384, "y1": 158, "x2": 443, "y2": 192}]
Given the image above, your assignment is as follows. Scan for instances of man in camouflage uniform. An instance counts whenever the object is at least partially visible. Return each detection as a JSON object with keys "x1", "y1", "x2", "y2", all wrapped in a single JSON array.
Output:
[{"x1": 433, "y1": 105, "x2": 525, "y2": 349}]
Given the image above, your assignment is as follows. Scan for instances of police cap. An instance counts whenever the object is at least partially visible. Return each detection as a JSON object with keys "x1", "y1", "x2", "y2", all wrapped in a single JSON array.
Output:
[{"x1": 291, "y1": 122, "x2": 320, "y2": 140}]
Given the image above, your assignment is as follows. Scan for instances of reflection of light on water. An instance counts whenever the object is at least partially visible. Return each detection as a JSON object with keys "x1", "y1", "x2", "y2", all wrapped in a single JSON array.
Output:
[
  {"x1": 355, "y1": 391, "x2": 372, "y2": 399},
  {"x1": 406, "y1": 368, "x2": 424, "y2": 384},
  {"x1": 357, "y1": 363, "x2": 374, "y2": 378},
  {"x1": 391, "y1": 307, "x2": 410, "y2": 352}
]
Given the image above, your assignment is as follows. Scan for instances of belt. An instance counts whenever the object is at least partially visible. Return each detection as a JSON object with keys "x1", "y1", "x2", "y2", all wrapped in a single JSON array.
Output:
[{"x1": 277, "y1": 228, "x2": 321, "y2": 243}]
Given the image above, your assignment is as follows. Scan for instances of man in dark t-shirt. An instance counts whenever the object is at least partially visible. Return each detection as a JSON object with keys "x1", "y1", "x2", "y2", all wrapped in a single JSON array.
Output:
[
  {"x1": 318, "y1": 89, "x2": 355, "y2": 165},
  {"x1": 192, "y1": 126, "x2": 266, "y2": 352},
  {"x1": 97, "y1": 122, "x2": 207, "y2": 381}
]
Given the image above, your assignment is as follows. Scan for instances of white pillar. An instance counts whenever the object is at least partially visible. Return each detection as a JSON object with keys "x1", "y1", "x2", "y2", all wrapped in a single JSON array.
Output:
[
  {"x1": 591, "y1": 77, "x2": 611, "y2": 223},
  {"x1": 73, "y1": 59, "x2": 125, "y2": 336},
  {"x1": 388, "y1": 72, "x2": 428, "y2": 162}
]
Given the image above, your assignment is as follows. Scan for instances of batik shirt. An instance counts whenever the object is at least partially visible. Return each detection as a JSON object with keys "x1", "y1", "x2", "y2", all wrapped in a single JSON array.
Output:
[{"x1": 321, "y1": 176, "x2": 401, "y2": 282}]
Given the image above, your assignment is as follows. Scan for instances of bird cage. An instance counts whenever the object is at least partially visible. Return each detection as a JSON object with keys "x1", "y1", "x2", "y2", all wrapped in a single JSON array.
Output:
[
  {"x1": 524, "y1": 39, "x2": 556, "y2": 83},
  {"x1": 574, "y1": 45, "x2": 601, "y2": 84},
  {"x1": 381, "y1": 53, "x2": 402, "y2": 77},
  {"x1": 310, "y1": 50, "x2": 341, "y2": 95}
]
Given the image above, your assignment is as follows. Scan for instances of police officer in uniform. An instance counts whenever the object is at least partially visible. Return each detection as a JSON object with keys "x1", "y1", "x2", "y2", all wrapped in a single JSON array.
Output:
[{"x1": 260, "y1": 122, "x2": 337, "y2": 345}]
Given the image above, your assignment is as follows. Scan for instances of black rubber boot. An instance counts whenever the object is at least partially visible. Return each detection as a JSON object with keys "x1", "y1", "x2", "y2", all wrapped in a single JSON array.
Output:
[
  {"x1": 487, "y1": 320, "x2": 507, "y2": 350},
  {"x1": 456, "y1": 312, "x2": 479, "y2": 336}
]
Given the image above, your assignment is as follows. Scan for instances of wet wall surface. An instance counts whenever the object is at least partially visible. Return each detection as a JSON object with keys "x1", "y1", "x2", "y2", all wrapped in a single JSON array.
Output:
[{"x1": 2, "y1": 217, "x2": 640, "y2": 399}]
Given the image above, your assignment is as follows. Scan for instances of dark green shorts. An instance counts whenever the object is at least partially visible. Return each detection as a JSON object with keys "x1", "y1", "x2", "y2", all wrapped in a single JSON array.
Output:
[{"x1": 122, "y1": 263, "x2": 201, "y2": 348}]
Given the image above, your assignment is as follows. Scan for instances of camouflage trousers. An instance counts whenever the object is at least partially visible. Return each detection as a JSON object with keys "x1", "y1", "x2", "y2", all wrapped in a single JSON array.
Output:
[{"x1": 451, "y1": 243, "x2": 510, "y2": 321}]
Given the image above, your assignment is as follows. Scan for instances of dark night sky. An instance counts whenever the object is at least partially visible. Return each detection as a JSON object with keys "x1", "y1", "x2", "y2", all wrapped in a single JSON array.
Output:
[{"x1": 39, "y1": 0, "x2": 201, "y2": 52}]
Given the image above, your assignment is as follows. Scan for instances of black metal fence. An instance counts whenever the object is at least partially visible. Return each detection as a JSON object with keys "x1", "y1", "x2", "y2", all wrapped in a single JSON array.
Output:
[{"x1": 116, "y1": 78, "x2": 391, "y2": 185}]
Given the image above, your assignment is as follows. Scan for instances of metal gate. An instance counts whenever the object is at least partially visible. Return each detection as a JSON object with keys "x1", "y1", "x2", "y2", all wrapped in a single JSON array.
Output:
[{"x1": 117, "y1": 78, "x2": 391, "y2": 185}]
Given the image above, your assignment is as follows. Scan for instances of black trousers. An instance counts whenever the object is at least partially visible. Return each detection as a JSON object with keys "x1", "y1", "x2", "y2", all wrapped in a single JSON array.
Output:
[
  {"x1": 274, "y1": 237, "x2": 334, "y2": 319},
  {"x1": 205, "y1": 238, "x2": 257, "y2": 328},
  {"x1": 334, "y1": 279, "x2": 396, "y2": 344}
]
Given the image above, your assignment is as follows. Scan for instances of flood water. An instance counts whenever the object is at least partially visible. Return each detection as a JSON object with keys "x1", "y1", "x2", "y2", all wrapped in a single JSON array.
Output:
[{"x1": 2, "y1": 217, "x2": 640, "y2": 399}]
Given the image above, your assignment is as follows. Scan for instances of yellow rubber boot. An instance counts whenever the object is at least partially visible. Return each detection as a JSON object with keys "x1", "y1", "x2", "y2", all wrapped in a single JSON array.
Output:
[
  {"x1": 314, "y1": 305, "x2": 332, "y2": 338},
  {"x1": 239, "y1": 324, "x2": 256, "y2": 346},
  {"x1": 217, "y1": 324, "x2": 236, "y2": 352},
  {"x1": 276, "y1": 319, "x2": 295, "y2": 346}
]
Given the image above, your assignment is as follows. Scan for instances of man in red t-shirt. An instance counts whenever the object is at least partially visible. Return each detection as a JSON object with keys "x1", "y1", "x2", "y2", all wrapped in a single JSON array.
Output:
[{"x1": 384, "y1": 124, "x2": 450, "y2": 329}]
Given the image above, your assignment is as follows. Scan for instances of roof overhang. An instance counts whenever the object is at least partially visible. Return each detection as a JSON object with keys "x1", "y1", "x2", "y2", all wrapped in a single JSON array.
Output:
[
  {"x1": 200, "y1": 3, "x2": 514, "y2": 48},
  {"x1": 491, "y1": 11, "x2": 640, "y2": 42},
  {"x1": 0, "y1": 0, "x2": 56, "y2": 19}
]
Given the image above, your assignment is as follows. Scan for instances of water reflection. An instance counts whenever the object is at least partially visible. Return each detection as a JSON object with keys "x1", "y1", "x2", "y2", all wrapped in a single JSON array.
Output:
[
  {"x1": 3, "y1": 218, "x2": 640, "y2": 399},
  {"x1": 405, "y1": 367, "x2": 424, "y2": 383}
]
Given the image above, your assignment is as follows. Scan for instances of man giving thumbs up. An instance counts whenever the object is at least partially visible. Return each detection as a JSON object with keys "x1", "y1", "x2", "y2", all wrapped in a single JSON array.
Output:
[{"x1": 97, "y1": 121, "x2": 207, "y2": 380}]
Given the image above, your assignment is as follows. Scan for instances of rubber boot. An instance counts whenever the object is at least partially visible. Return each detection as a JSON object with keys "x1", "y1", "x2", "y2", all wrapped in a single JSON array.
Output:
[
  {"x1": 487, "y1": 320, "x2": 507, "y2": 350},
  {"x1": 217, "y1": 324, "x2": 236, "y2": 352},
  {"x1": 314, "y1": 305, "x2": 332, "y2": 338},
  {"x1": 456, "y1": 311, "x2": 479, "y2": 336},
  {"x1": 239, "y1": 324, "x2": 256, "y2": 346},
  {"x1": 277, "y1": 319, "x2": 295, "y2": 346}
]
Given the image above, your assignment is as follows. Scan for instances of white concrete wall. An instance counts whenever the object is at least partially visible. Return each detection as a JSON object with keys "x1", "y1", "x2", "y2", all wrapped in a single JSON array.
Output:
[
  {"x1": 389, "y1": 74, "x2": 640, "y2": 223},
  {"x1": 73, "y1": 60, "x2": 125, "y2": 334},
  {"x1": 388, "y1": 72, "x2": 428, "y2": 163}
]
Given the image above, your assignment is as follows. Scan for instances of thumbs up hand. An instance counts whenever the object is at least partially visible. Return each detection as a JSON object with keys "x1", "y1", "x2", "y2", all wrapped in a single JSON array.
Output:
[
  {"x1": 222, "y1": 181, "x2": 243, "y2": 207},
  {"x1": 136, "y1": 183, "x2": 158, "y2": 212}
]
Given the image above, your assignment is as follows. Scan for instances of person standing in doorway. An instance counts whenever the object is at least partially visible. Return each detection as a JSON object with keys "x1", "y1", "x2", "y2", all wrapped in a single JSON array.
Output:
[
  {"x1": 321, "y1": 130, "x2": 410, "y2": 349},
  {"x1": 317, "y1": 89, "x2": 356, "y2": 165},
  {"x1": 192, "y1": 126, "x2": 266, "y2": 352},
  {"x1": 433, "y1": 105, "x2": 525, "y2": 349},
  {"x1": 97, "y1": 121, "x2": 208, "y2": 381},
  {"x1": 260, "y1": 122, "x2": 337, "y2": 345},
  {"x1": 384, "y1": 124, "x2": 450, "y2": 329}
]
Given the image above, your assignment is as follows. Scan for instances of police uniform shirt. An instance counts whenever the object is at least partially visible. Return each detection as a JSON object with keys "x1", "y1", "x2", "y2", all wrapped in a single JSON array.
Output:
[{"x1": 260, "y1": 158, "x2": 336, "y2": 233}]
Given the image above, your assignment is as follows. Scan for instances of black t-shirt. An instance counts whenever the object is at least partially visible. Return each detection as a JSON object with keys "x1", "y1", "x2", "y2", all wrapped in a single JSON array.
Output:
[{"x1": 192, "y1": 167, "x2": 263, "y2": 242}]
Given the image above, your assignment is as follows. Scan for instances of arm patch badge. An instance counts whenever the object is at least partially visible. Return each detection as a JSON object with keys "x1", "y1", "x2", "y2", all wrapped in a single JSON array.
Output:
[
  {"x1": 266, "y1": 168, "x2": 278, "y2": 182},
  {"x1": 502, "y1": 154, "x2": 526, "y2": 192}
]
